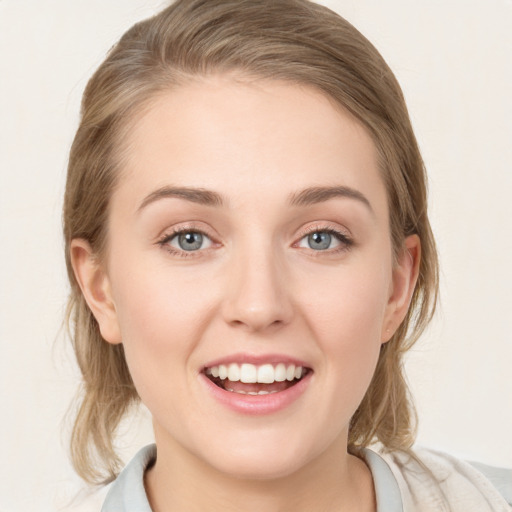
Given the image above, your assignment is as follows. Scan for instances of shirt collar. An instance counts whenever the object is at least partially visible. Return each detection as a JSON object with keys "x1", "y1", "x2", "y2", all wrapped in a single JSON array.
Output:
[
  {"x1": 363, "y1": 448, "x2": 404, "y2": 512},
  {"x1": 101, "y1": 444, "x2": 155, "y2": 512}
]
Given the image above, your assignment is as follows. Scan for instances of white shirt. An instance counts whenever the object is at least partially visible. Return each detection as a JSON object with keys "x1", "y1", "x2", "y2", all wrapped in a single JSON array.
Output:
[{"x1": 67, "y1": 444, "x2": 512, "y2": 511}]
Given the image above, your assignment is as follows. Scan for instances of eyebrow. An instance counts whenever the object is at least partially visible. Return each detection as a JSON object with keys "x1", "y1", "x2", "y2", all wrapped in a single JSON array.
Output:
[
  {"x1": 138, "y1": 186, "x2": 225, "y2": 211},
  {"x1": 137, "y1": 184, "x2": 373, "y2": 214},
  {"x1": 289, "y1": 185, "x2": 374, "y2": 214}
]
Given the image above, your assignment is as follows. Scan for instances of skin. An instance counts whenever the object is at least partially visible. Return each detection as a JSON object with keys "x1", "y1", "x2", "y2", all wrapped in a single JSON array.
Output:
[{"x1": 71, "y1": 77, "x2": 420, "y2": 512}]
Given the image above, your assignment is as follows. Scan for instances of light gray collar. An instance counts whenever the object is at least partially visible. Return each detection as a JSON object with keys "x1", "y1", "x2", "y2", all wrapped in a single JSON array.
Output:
[
  {"x1": 101, "y1": 444, "x2": 155, "y2": 511},
  {"x1": 363, "y1": 448, "x2": 404, "y2": 512}
]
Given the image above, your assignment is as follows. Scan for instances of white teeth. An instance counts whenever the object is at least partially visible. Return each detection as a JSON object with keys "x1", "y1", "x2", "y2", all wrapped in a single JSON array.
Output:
[
  {"x1": 227, "y1": 363, "x2": 240, "y2": 382},
  {"x1": 206, "y1": 363, "x2": 306, "y2": 384},
  {"x1": 240, "y1": 363, "x2": 258, "y2": 383},
  {"x1": 218, "y1": 364, "x2": 228, "y2": 380},
  {"x1": 257, "y1": 364, "x2": 275, "y2": 384},
  {"x1": 274, "y1": 363, "x2": 286, "y2": 382}
]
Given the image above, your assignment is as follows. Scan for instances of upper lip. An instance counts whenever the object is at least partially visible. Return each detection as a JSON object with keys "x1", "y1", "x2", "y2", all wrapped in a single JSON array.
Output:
[{"x1": 202, "y1": 353, "x2": 311, "y2": 371}]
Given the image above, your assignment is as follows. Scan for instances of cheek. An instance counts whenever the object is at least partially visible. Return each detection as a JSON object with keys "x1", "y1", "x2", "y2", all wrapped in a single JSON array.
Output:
[
  {"x1": 108, "y1": 256, "x2": 218, "y2": 397},
  {"x1": 300, "y1": 257, "x2": 390, "y2": 343},
  {"x1": 111, "y1": 248, "x2": 217, "y2": 337},
  {"x1": 298, "y1": 256, "x2": 391, "y2": 395}
]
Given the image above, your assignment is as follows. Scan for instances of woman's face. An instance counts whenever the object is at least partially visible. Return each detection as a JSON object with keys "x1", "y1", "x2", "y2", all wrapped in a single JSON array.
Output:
[{"x1": 77, "y1": 77, "x2": 417, "y2": 479}]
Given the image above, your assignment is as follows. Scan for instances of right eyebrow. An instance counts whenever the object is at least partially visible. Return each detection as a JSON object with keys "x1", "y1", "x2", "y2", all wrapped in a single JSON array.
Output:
[{"x1": 137, "y1": 186, "x2": 225, "y2": 212}]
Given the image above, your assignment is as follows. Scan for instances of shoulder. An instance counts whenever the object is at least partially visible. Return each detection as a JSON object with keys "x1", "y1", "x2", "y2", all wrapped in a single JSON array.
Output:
[{"x1": 377, "y1": 447, "x2": 512, "y2": 511}]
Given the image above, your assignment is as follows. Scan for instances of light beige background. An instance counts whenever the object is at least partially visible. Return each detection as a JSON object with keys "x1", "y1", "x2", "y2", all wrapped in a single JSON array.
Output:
[{"x1": 1, "y1": 1, "x2": 511, "y2": 510}]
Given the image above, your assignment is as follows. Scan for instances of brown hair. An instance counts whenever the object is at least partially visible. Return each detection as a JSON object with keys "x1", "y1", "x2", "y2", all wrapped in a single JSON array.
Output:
[{"x1": 64, "y1": 0, "x2": 438, "y2": 485}]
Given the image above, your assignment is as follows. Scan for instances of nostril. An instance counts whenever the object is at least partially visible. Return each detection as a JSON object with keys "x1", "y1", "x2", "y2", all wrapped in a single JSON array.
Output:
[{"x1": 226, "y1": 315, "x2": 288, "y2": 332}]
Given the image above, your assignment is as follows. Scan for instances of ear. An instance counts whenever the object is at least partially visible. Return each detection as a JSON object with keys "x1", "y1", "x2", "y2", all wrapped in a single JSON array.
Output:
[
  {"x1": 381, "y1": 234, "x2": 421, "y2": 343},
  {"x1": 70, "y1": 239, "x2": 122, "y2": 345}
]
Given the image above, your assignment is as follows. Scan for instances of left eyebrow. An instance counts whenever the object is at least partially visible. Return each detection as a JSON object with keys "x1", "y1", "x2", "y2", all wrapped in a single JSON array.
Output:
[{"x1": 288, "y1": 186, "x2": 374, "y2": 215}]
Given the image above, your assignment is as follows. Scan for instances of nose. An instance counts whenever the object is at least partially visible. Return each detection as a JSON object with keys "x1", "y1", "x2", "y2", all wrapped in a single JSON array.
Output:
[{"x1": 221, "y1": 242, "x2": 294, "y2": 332}]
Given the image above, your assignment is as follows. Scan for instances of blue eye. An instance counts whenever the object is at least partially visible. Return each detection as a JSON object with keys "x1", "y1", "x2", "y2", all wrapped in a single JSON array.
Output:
[
  {"x1": 166, "y1": 231, "x2": 212, "y2": 252},
  {"x1": 307, "y1": 232, "x2": 333, "y2": 250},
  {"x1": 297, "y1": 230, "x2": 349, "y2": 251}
]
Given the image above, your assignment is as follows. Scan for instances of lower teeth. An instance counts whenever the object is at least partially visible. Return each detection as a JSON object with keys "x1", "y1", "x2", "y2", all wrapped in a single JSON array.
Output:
[{"x1": 224, "y1": 388, "x2": 279, "y2": 395}]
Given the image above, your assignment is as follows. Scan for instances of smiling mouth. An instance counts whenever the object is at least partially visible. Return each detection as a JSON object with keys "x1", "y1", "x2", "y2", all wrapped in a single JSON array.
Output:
[{"x1": 204, "y1": 363, "x2": 311, "y2": 395}]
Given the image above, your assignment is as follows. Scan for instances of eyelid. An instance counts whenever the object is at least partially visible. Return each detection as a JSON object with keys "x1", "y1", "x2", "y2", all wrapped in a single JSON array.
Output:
[
  {"x1": 156, "y1": 222, "x2": 212, "y2": 241},
  {"x1": 296, "y1": 222, "x2": 352, "y2": 238}
]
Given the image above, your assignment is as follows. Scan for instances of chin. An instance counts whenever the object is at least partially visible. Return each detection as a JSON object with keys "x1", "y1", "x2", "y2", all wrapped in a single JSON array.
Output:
[
  {"x1": 210, "y1": 451, "x2": 308, "y2": 481},
  {"x1": 193, "y1": 431, "x2": 320, "y2": 481}
]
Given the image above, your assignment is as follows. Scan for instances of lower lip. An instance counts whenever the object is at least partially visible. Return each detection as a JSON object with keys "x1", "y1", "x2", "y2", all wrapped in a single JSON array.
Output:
[{"x1": 200, "y1": 372, "x2": 312, "y2": 415}]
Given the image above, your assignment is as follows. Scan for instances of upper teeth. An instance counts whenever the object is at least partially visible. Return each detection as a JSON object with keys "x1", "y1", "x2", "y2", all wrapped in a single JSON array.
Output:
[{"x1": 206, "y1": 363, "x2": 303, "y2": 383}]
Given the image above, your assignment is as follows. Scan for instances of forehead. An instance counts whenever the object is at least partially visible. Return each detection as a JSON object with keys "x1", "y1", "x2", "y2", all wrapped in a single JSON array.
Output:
[{"x1": 114, "y1": 76, "x2": 387, "y2": 219}]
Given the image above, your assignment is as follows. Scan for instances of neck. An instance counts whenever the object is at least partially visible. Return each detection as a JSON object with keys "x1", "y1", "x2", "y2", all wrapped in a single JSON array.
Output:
[{"x1": 144, "y1": 434, "x2": 375, "y2": 512}]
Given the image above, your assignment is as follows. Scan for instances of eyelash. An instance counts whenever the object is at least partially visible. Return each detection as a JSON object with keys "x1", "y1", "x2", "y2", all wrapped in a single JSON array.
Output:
[{"x1": 157, "y1": 224, "x2": 353, "y2": 258}]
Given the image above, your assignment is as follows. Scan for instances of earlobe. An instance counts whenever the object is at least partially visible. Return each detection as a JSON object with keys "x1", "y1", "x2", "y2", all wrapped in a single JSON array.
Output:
[
  {"x1": 381, "y1": 234, "x2": 421, "y2": 343},
  {"x1": 70, "y1": 239, "x2": 122, "y2": 345}
]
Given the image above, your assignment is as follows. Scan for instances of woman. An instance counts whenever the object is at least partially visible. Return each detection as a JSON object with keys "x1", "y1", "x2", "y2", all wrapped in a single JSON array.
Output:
[{"x1": 63, "y1": 0, "x2": 511, "y2": 510}]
